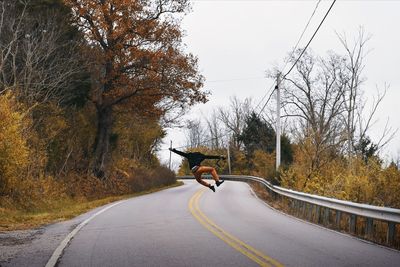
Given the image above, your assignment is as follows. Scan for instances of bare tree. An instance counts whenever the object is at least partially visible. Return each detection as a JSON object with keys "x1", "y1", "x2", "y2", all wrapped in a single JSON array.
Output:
[
  {"x1": 0, "y1": 0, "x2": 85, "y2": 106},
  {"x1": 277, "y1": 29, "x2": 396, "y2": 182},
  {"x1": 282, "y1": 49, "x2": 348, "y2": 175},
  {"x1": 338, "y1": 29, "x2": 397, "y2": 159},
  {"x1": 218, "y1": 96, "x2": 253, "y2": 150},
  {"x1": 185, "y1": 119, "x2": 206, "y2": 149},
  {"x1": 205, "y1": 110, "x2": 224, "y2": 150}
]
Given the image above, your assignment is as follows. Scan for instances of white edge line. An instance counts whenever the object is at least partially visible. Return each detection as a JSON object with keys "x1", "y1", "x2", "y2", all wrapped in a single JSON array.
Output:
[{"x1": 45, "y1": 200, "x2": 126, "y2": 267}]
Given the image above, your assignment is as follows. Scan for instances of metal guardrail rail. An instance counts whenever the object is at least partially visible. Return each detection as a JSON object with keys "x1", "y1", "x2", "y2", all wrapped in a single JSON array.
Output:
[{"x1": 178, "y1": 174, "x2": 400, "y2": 246}]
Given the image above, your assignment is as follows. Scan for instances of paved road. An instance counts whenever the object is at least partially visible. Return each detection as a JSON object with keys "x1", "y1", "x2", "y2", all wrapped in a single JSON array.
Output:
[{"x1": 57, "y1": 180, "x2": 400, "y2": 267}]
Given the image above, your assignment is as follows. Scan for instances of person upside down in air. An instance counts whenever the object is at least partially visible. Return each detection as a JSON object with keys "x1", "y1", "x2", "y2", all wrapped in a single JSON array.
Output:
[{"x1": 169, "y1": 148, "x2": 226, "y2": 192}]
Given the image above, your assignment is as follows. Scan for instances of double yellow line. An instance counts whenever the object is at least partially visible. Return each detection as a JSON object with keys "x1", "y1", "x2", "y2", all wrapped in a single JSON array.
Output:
[{"x1": 188, "y1": 189, "x2": 284, "y2": 267}]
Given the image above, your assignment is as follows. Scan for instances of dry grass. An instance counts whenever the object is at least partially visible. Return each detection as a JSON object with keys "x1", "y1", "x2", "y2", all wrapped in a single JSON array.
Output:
[{"x1": 0, "y1": 181, "x2": 183, "y2": 231}]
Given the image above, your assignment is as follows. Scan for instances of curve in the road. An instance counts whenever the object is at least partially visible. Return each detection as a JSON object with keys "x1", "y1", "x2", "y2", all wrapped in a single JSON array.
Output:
[
  {"x1": 51, "y1": 181, "x2": 400, "y2": 267},
  {"x1": 189, "y1": 188, "x2": 283, "y2": 267}
]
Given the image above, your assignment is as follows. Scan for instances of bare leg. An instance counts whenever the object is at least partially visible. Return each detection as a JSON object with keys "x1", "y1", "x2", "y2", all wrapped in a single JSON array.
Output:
[
  {"x1": 194, "y1": 172, "x2": 210, "y2": 187},
  {"x1": 194, "y1": 166, "x2": 220, "y2": 188}
]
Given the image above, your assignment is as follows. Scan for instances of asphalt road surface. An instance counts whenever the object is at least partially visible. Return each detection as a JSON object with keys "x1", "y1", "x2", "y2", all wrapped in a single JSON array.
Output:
[{"x1": 56, "y1": 180, "x2": 400, "y2": 267}]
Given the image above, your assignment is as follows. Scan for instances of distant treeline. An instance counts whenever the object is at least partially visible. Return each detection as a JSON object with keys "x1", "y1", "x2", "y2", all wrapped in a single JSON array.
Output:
[{"x1": 178, "y1": 32, "x2": 400, "y2": 208}]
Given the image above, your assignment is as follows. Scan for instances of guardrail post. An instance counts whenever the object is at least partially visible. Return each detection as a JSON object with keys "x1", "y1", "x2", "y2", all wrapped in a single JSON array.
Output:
[
  {"x1": 387, "y1": 222, "x2": 396, "y2": 245},
  {"x1": 302, "y1": 202, "x2": 307, "y2": 218},
  {"x1": 291, "y1": 200, "x2": 295, "y2": 213},
  {"x1": 365, "y1": 218, "x2": 373, "y2": 239},
  {"x1": 336, "y1": 210, "x2": 341, "y2": 230},
  {"x1": 307, "y1": 204, "x2": 313, "y2": 221},
  {"x1": 323, "y1": 208, "x2": 329, "y2": 226},
  {"x1": 350, "y1": 214, "x2": 357, "y2": 234},
  {"x1": 316, "y1": 206, "x2": 321, "y2": 224},
  {"x1": 298, "y1": 201, "x2": 302, "y2": 217},
  {"x1": 292, "y1": 200, "x2": 297, "y2": 215}
]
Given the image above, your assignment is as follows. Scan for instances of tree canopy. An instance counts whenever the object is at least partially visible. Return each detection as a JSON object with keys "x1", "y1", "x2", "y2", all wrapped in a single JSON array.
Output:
[{"x1": 64, "y1": 0, "x2": 207, "y2": 176}]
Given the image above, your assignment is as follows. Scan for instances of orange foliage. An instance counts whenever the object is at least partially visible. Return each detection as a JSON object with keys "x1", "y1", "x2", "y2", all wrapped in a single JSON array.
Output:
[
  {"x1": 64, "y1": 0, "x2": 206, "y2": 174},
  {"x1": 64, "y1": 0, "x2": 206, "y2": 111}
]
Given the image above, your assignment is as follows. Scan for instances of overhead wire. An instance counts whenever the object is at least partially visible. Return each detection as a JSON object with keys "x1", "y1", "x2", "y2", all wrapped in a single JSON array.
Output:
[
  {"x1": 165, "y1": 0, "x2": 337, "y2": 151},
  {"x1": 280, "y1": 0, "x2": 322, "y2": 75},
  {"x1": 257, "y1": 0, "x2": 336, "y2": 117},
  {"x1": 255, "y1": 0, "x2": 322, "y2": 115},
  {"x1": 257, "y1": 84, "x2": 276, "y2": 117},
  {"x1": 282, "y1": 0, "x2": 337, "y2": 79}
]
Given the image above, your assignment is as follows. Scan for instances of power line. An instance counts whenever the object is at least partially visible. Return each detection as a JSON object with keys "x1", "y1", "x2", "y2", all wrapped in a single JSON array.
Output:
[
  {"x1": 257, "y1": 83, "x2": 276, "y2": 117},
  {"x1": 254, "y1": 82, "x2": 274, "y2": 112},
  {"x1": 280, "y1": 0, "x2": 322, "y2": 75},
  {"x1": 283, "y1": 0, "x2": 337, "y2": 79},
  {"x1": 257, "y1": 0, "x2": 336, "y2": 116},
  {"x1": 163, "y1": 0, "x2": 337, "y2": 151},
  {"x1": 256, "y1": 0, "x2": 322, "y2": 116}
]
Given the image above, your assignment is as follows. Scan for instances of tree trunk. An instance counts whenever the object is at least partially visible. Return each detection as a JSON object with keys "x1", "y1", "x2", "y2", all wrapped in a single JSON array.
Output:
[{"x1": 93, "y1": 106, "x2": 113, "y2": 178}]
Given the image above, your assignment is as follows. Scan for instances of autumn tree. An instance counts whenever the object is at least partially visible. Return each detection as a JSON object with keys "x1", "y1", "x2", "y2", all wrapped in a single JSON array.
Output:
[
  {"x1": 64, "y1": 0, "x2": 206, "y2": 177},
  {"x1": 0, "y1": 92, "x2": 29, "y2": 197},
  {"x1": 281, "y1": 48, "x2": 348, "y2": 177}
]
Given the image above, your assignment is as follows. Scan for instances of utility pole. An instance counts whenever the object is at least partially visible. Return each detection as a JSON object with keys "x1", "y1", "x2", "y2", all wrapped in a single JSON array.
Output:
[
  {"x1": 276, "y1": 74, "x2": 281, "y2": 171},
  {"x1": 169, "y1": 140, "x2": 172, "y2": 170},
  {"x1": 227, "y1": 143, "x2": 231, "y2": 174}
]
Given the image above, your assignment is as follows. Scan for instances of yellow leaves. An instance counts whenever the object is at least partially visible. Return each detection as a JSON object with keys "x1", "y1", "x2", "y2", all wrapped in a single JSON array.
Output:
[
  {"x1": 252, "y1": 149, "x2": 275, "y2": 178},
  {"x1": 281, "y1": 151, "x2": 400, "y2": 208},
  {"x1": 34, "y1": 103, "x2": 68, "y2": 141},
  {"x1": 0, "y1": 92, "x2": 68, "y2": 209},
  {"x1": 0, "y1": 92, "x2": 30, "y2": 196}
]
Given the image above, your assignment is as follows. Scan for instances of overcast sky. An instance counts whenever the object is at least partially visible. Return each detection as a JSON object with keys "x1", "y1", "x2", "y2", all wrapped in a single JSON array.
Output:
[{"x1": 158, "y1": 0, "x2": 400, "y2": 168}]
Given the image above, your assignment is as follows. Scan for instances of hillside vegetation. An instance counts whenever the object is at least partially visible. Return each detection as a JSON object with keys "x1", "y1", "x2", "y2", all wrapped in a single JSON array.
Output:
[{"x1": 0, "y1": 0, "x2": 205, "y2": 228}]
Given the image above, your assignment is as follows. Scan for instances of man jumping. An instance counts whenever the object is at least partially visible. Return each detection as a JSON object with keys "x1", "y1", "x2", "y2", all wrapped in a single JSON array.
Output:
[{"x1": 169, "y1": 148, "x2": 226, "y2": 192}]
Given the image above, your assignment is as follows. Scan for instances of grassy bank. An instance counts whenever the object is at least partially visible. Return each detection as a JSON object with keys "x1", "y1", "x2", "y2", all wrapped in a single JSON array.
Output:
[{"x1": 0, "y1": 182, "x2": 183, "y2": 231}]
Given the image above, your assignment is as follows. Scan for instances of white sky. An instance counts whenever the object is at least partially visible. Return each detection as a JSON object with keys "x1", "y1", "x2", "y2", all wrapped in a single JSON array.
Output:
[{"x1": 158, "y1": 0, "x2": 400, "y2": 168}]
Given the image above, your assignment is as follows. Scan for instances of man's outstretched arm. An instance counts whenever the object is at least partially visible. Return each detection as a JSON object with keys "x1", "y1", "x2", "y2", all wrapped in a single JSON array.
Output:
[
  {"x1": 204, "y1": 154, "x2": 226, "y2": 160},
  {"x1": 169, "y1": 148, "x2": 188, "y2": 158}
]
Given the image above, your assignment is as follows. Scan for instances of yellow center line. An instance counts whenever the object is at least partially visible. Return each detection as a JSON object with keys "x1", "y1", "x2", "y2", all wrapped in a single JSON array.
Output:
[
  {"x1": 188, "y1": 189, "x2": 284, "y2": 267},
  {"x1": 189, "y1": 191, "x2": 268, "y2": 266}
]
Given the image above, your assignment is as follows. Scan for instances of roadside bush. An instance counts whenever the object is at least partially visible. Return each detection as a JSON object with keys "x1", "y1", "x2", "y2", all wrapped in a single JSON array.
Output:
[
  {"x1": 128, "y1": 166, "x2": 176, "y2": 193},
  {"x1": 280, "y1": 153, "x2": 400, "y2": 208},
  {"x1": 0, "y1": 92, "x2": 30, "y2": 198},
  {"x1": 251, "y1": 149, "x2": 276, "y2": 180}
]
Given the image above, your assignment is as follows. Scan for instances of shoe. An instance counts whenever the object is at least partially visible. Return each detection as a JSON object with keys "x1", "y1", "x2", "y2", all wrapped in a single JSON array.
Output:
[
  {"x1": 216, "y1": 180, "x2": 225, "y2": 187},
  {"x1": 209, "y1": 185, "x2": 215, "y2": 192}
]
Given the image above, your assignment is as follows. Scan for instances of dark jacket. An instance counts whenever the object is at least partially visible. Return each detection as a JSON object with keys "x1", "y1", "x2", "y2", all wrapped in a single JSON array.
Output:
[{"x1": 171, "y1": 148, "x2": 222, "y2": 169}]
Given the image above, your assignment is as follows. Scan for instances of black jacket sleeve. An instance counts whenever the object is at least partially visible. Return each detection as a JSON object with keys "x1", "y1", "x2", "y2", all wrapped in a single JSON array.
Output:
[
  {"x1": 204, "y1": 154, "x2": 223, "y2": 160},
  {"x1": 171, "y1": 148, "x2": 188, "y2": 158}
]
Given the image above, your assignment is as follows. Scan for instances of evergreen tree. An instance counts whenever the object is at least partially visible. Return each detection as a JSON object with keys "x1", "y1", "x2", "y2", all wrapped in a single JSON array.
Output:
[{"x1": 238, "y1": 112, "x2": 293, "y2": 166}]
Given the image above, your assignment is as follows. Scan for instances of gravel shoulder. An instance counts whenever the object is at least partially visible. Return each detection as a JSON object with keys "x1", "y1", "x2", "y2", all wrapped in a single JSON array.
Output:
[{"x1": 0, "y1": 203, "x2": 110, "y2": 267}]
